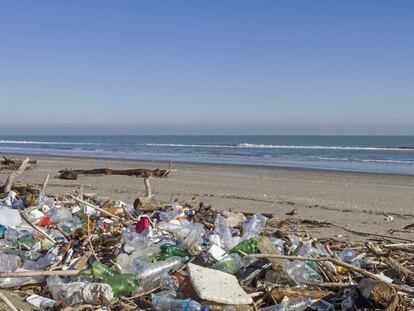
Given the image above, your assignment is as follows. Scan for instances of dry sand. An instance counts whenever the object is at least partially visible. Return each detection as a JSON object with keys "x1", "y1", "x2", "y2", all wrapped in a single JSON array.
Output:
[{"x1": 1, "y1": 154, "x2": 413, "y2": 243}]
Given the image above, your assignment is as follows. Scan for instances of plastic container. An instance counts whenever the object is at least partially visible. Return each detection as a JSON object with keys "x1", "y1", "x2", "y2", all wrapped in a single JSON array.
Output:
[{"x1": 152, "y1": 294, "x2": 208, "y2": 311}]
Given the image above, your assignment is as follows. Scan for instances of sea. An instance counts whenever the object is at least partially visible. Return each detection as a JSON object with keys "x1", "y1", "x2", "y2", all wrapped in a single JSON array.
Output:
[{"x1": 1, "y1": 135, "x2": 414, "y2": 175}]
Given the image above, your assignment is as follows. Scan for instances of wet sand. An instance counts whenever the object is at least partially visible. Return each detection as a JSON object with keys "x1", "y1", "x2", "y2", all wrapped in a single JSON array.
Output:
[{"x1": 1, "y1": 153, "x2": 413, "y2": 243}]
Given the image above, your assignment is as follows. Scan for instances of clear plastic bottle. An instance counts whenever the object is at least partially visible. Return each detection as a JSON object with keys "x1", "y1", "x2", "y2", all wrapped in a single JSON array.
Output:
[
  {"x1": 214, "y1": 215, "x2": 237, "y2": 250},
  {"x1": 46, "y1": 275, "x2": 113, "y2": 306},
  {"x1": 122, "y1": 226, "x2": 151, "y2": 249},
  {"x1": 0, "y1": 253, "x2": 21, "y2": 272},
  {"x1": 22, "y1": 247, "x2": 59, "y2": 270},
  {"x1": 137, "y1": 256, "x2": 188, "y2": 280},
  {"x1": 152, "y1": 295, "x2": 208, "y2": 311},
  {"x1": 241, "y1": 213, "x2": 266, "y2": 241},
  {"x1": 258, "y1": 297, "x2": 311, "y2": 311}
]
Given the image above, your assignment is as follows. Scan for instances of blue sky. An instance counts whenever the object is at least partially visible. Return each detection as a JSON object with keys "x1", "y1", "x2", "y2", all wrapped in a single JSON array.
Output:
[{"x1": 0, "y1": 1, "x2": 413, "y2": 134}]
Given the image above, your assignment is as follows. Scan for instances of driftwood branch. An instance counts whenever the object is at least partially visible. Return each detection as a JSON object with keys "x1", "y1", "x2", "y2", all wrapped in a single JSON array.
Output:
[
  {"x1": 58, "y1": 167, "x2": 171, "y2": 180},
  {"x1": 0, "y1": 269, "x2": 80, "y2": 278},
  {"x1": 2, "y1": 157, "x2": 30, "y2": 195}
]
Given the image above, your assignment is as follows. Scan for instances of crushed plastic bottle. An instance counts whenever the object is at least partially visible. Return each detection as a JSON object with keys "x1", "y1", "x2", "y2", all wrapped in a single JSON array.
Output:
[
  {"x1": 122, "y1": 226, "x2": 151, "y2": 249},
  {"x1": 152, "y1": 294, "x2": 208, "y2": 311},
  {"x1": 137, "y1": 256, "x2": 189, "y2": 279},
  {"x1": 46, "y1": 275, "x2": 113, "y2": 306},
  {"x1": 258, "y1": 297, "x2": 311, "y2": 311}
]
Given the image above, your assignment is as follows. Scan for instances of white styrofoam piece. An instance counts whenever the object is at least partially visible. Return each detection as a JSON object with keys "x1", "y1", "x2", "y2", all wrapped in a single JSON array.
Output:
[{"x1": 187, "y1": 263, "x2": 252, "y2": 305}]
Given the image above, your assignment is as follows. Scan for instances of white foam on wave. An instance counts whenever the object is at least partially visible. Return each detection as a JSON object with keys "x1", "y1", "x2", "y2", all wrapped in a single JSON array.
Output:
[{"x1": 146, "y1": 143, "x2": 414, "y2": 151}]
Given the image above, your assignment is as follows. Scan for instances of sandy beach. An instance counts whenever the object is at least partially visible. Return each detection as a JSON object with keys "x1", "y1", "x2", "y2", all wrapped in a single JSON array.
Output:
[{"x1": 1, "y1": 154, "x2": 413, "y2": 242}]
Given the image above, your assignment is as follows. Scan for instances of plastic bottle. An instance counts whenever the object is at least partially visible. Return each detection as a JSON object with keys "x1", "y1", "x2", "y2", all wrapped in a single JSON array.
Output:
[
  {"x1": 258, "y1": 297, "x2": 311, "y2": 311},
  {"x1": 285, "y1": 260, "x2": 323, "y2": 285},
  {"x1": 211, "y1": 253, "x2": 243, "y2": 275},
  {"x1": 116, "y1": 253, "x2": 150, "y2": 273},
  {"x1": 241, "y1": 213, "x2": 266, "y2": 241},
  {"x1": 105, "y1": 273, "x2": 141, "y2": 297},
  {"x1": 152, "y1": 295, "x2": 208, "y2": 311},
  {"x1": 46, "y1": 275, "x2": 113, "y2": 305},
  {"x1": 22, "y1": 248, "x2": 59, "y2": 270},
  {"x1": 137, "y1": 256, "x2": 189, "y2": 279},
  {"x1": 0, "y1": 253, "x2": 22, "y2": 272},
  {"x1": 214, "y1": 215, "x2": 237, "y2": 250},
  {"x1": 122, "y1": 226, "x2": 151, "y2": 249},
  {"x1": 91, "y1": 261, "x2": 118, "y2": 280},
  {"x1": 230, "y1": 239, "x2": 258, "y2": 254},
  {"x1": 89, "y1": 261, "x2": 140, "y2": 297},
  {"x1": 159, "y1": 244, "x2": 189, "y2": 259}
]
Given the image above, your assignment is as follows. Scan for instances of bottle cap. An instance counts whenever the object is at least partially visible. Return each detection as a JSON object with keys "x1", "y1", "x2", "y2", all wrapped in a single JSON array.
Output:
[
  {"x1": 183, "y1": 256, "x2": 190, "y2": 262},
  {"x1": 201, "y1": 307, "x2": 209, "y2": 311}
]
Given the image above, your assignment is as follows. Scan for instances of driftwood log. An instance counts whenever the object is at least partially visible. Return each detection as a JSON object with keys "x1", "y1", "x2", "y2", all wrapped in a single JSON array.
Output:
[
  {"x1": 0, "y1": 156, "x2": 37, "y2": 170},
  {"x1": 58, "y1": 167, "x2": 171, "y2": 180}
]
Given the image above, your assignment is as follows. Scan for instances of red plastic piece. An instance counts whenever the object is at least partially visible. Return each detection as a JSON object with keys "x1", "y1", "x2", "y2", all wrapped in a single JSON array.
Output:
[{"x1": 136, "y1": 217, "x2": 150, "y2": 233}]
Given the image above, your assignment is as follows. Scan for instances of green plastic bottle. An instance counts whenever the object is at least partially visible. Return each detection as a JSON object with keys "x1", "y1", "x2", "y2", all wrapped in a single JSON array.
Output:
[
  {"x1": 159, "y1": 244, "x2": 189, "y2": 259},
  {"x1": 91, "y1": 261, "x2": 140, "y2": 297},
  {"x1": 106, "y1": 274, "x2": 140, "y2": 297},
  {"x1": 230, "y1": 239, "x2": 258, "y2": 254},
  {"x1": 91, "y1": 261, "x2": 118, "y2": 281}
]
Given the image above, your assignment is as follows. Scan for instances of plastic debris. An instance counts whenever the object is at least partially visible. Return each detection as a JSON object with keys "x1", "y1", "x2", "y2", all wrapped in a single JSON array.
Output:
[{"x1": 0, "y1": 162, "x2": 412, "y2": 310}]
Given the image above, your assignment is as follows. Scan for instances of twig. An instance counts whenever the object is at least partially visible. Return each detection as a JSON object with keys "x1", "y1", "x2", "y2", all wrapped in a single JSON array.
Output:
[
  {"x1": 66, "y1": 194, "x2": 126, "y2": 224},
  {"x1": 0, "y1": 291, "x2": 18, "y2": 311},
  {"x1": 19, "y1": 211, "x2": 56, "y2": 243},
  {"x1": 0, "y1": 269, "x2": 80, "y2": 278},
  {"x1": 3, "y1": 157, "x2": 30, "y2": 194},
  {"x1": 249, "y1": 253, "x2": 414, "y2": 295}
]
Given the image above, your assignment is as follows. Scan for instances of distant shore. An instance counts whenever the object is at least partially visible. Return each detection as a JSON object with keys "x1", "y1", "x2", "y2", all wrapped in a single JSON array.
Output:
[{"x1": 1, "y1": 153, "x2": 413, "y2": 242}]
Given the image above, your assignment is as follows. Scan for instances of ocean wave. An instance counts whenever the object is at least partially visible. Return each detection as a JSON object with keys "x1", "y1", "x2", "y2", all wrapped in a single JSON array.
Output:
[
  {"x1": 317, "y1": 157, "x2": 414, "y2": 164},
  {"x1": 0, "y1": 140, "x2": 102, "y2": 145},
  {"x1": 146, "y1": 143, "x2": 414, "y2": 151}
]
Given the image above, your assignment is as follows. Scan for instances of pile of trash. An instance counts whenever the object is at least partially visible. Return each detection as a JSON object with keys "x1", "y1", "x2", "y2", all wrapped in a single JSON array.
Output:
[{"x1": 0, "y1": 182, "x2": 413, "y2": 310}]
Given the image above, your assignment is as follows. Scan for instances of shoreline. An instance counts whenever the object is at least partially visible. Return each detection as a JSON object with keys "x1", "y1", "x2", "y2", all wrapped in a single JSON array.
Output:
[
  {"x1": 1, "y1": 152, "x2": 413, "y2": 242},
  {"x1": 2, "y1": 151, "x2": 414, "y2": 178}
]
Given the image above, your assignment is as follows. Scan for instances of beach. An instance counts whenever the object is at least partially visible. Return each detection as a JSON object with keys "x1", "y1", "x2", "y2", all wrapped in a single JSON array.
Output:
[{"x1": 2, "y1": 154, "x2": 413, "y2": 242}]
